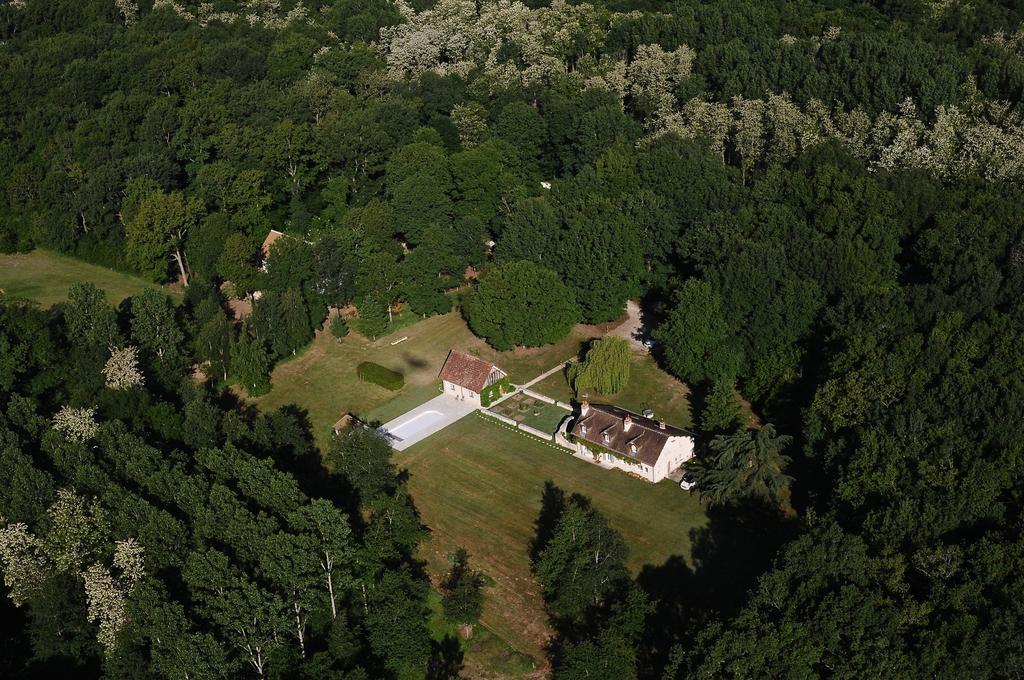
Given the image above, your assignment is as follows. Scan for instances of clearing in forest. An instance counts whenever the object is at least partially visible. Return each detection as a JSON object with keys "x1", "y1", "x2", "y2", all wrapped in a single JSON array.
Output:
[
  {"x1": 0, "y1": 250, "x2": 180, "y2": 307},
  {"x1": 252, "y1": 310, "x2": 601, "y2": 443}
]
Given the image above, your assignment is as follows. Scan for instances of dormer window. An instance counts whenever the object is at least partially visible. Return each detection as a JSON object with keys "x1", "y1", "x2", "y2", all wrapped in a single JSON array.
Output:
[
  {"x1": 629, "y1": 443, "x2": 637, "y2": 454},
  {"x1": 602, "y1": 433, "x2": 610, "y2": 444},
  {"x1": 580, "y1": 425, "x2": 588, "y2": 436}
]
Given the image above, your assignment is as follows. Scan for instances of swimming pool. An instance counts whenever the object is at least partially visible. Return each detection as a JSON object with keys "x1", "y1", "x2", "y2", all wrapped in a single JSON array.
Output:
[{"x1": 378, "y1": 396, "x2": 478, "y2": 450}]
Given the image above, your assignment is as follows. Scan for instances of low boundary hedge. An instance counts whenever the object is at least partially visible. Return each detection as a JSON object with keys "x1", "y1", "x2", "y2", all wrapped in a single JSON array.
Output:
[{"x1": 356, "y1": 362, "x2": 404, "y2": 391}]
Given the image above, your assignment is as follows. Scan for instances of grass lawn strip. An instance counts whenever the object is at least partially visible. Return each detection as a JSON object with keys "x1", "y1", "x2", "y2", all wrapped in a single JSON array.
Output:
[
  {"x1": 0, "y1": 250, "x2": 181, "y2": 307},
  {"x1": 401, "y1": 415, "x2": 709, "y2": 666}
]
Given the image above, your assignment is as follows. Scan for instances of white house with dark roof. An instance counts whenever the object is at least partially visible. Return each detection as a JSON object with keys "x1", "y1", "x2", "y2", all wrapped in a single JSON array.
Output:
[
  {"x1": 568, "y1": 401, "x2": 695, "y2": 483},
  {"x1": 438, "y1": 349, "x2": 507, "y2": 406}
]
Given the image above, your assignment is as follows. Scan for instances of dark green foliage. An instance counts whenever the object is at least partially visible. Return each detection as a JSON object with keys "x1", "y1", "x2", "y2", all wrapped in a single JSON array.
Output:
[
  {"x1": 0, "y1": 296, "x2": 432, "y2": 679},
  {"x1": 329, "y1": 315, "x2": 349, "y2": 339},
  {"x1": 465, "y1": 261, "x2": 579, "y2": 350},
  {"x1": 230, "y1": 330, "x2": 271, "y2": 396},
  {"x1": 63, "y1": 283, "x2": 121, "y2": 351},
  {"x1": 686, "y1": 424, "x2": 794, "y2": 515},
  {"x1": 655, "y1": 279, "x2": 743, "y2": 385},
  {"x1": 499, "y1": 185, "x2": 642, "y2": 323},
  {"x1": 353, "y1": 295, "x2": 390, "y2": 340},
  {"x1": 441, "y1": 548, "x2": 484, "y2": 624},
  {"x1": 533, "y1": 495, "x2": 631, "y2": 624},
  {"x1": 4, "y1": 1, "x2": 1024, "y2": 675},
  {"x1": 531, "y1": 488, "x2": 649, "y2": 677},
  {"x1": 191, "y1": 298, "x2": 233, "y2": 384},
  {"x1": 699, "y1": 380, "x2": 743, "y2": 434},
  {"x1": 355, "y1": 362, "x2": 404, "y2": 391}
]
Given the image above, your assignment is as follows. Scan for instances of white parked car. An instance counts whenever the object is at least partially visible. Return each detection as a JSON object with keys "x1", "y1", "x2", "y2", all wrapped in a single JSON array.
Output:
[
  {"x1": 679, "y1": 473, "x2": 696, "y2": 492},
  {"x1": 642, "y1": 338, "x2": 656, "y2": 350}
]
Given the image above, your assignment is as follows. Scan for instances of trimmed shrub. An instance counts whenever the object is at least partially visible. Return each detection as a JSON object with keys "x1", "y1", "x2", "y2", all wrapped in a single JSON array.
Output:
[
  {"x1": 356, "y1": 362, "x2": 404, "y2": 391},
  {"x1": 329, "y1": 316, "x2": 349, "y2": 339}
]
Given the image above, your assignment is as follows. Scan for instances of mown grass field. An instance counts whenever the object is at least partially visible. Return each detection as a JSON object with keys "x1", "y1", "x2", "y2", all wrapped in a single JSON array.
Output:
[
  {"x1": 402, "y1": 414, "x2": 709, "y2": 669},
  {"x1": 532, "y1": 350, "x2": 695, "y2": 428},
  {"x1": 252, "y1": 310, "x2": 601, "y2": 443},
  {"x1": 0, "y1": 250, "x2": 179, "y2": 307}
]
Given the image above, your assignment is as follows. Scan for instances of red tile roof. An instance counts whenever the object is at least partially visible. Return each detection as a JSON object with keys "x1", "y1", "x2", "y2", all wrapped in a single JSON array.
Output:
[
  {"x1": 261, "y1": 229, "x2": 285, "y2": 258},
  {"x1": 438, "y1": 350, "x2": 502, "y2": 393}
]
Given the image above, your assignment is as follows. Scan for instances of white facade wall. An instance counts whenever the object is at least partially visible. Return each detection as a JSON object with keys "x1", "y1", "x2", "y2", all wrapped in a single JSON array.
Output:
[
  {"x1": 653, "y1": 436, "x2": 695, "y2": 482},
  {"x1": 519, "y1": 423, "x2": 555, "y2": 441},
  {"x1": 442, "y1": 379, "x2": 481, "y2": 406},
  {"x1": 522, "y1": 388, "x2": 557, "y2": 405}
]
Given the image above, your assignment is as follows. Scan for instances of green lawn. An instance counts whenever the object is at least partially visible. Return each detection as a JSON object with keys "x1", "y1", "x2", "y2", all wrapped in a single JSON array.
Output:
[
  {"x1": 251, "y1": 311, "x2": 597, "y2": 444},
  {"x1": 0, "y1": 250, "x2": 180, "y2": 307},
  {"x1": 532, "y1": 350, "x2": 695, "y2": 428},
  {"x1": 489, "y1": 393, "x2": 571, "y2": 435},
  {"x1": 425, "y1": 590, "x2": 538, "y2": 679},
  {"x1": 402, "y1": 414, "x2": 709, "y2": 666}
]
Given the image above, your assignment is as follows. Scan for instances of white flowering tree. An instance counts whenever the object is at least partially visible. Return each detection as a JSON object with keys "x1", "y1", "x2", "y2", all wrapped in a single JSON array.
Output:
[
  {"x1": 0, "y1": 494, "x2": 142, "y2": 655},
  {"x1": 83, "y1": 539, "x2": 145, "y2": 653},
  {"x1": 0, "y1": 522, "x2": 51, "y2": 606},
  {"x1": 52, "y1": 405, "x2": 100, "y2": 443},
  {"x1": 103, "y1": 345, "x2": 145, "y2": 391}
]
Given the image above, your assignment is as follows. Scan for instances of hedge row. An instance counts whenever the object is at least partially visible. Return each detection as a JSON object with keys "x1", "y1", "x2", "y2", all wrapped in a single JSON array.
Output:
[{"x1": 356, "y1": 362, "x2": 404, "y2": 391}]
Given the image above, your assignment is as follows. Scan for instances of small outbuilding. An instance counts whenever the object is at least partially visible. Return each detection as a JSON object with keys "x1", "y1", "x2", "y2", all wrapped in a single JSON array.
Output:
[{"x1": 438, "y1": 349, "x2": 507, "y2": 406}]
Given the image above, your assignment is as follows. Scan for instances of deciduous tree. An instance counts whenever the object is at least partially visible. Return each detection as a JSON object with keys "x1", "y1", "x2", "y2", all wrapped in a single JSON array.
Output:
[
  {"x1": 125, "y1": 191, "x2": 203, "y2": 285},
  {"x1": 441, "y1": 548, "x2": 484, "y2": 624},
  {"x1": 465, "y1": 261, "x2": 579, "y2": 350},
  {"x1": 569, "y1": 336, "x2": 631, "y2": 395},
  {"x1": 655, "y1": 279, "x2": 743, "y2": 384}
]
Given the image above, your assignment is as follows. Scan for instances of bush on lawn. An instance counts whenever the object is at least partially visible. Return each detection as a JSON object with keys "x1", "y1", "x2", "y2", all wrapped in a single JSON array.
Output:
[
  {"x1": 329, "y1": 315, "x2": 349, "y2": 338},
  {"x1": 357, "y1": 361, "x2": 404, "y2": 390},
  {"x1": 480, "y1": 377, "x2": 511, "y2": 407}
]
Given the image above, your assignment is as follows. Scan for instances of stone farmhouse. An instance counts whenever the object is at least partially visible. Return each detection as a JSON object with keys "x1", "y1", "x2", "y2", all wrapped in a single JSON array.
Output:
[
  {"x1": 438, "y1": 349, "x2": 507, "y2": 406},
  {"x1": 568, "y1": 401, "x2": 695, "y2": 483}
]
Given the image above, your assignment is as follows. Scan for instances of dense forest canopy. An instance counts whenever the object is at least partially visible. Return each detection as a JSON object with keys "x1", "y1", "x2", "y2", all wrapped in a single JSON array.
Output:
[{"x1": 1, "y1": 0, "x2": 1024, "y2": 677}]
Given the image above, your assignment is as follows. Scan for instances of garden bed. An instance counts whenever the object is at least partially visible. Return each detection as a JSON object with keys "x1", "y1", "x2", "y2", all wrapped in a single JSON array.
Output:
[{"x1": 488, "y1": 392, "x2": 570, "y2": 435}]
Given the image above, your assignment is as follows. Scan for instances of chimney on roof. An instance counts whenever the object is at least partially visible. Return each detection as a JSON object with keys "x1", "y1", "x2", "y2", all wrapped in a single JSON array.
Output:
[
  {"x1": 623, "y1": 414, "x2": 633, "y2": 432},
  {"x1": 580, "y1": 400, "x2": 590, "y2": 416},
  {"x1": 659, "y1": 419, "x2": 666, "y2": 430}
]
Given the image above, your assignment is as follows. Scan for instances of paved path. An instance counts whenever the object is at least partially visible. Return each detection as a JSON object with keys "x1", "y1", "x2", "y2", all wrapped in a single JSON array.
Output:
[
  {"x1": 486, "y1": 360, "x2": 571, "y2": 410},
  {"x1": 607, "y1": 299, "x2": 647, "y2": 351},
  {"x1": 378, "y1": 394, "x2": 478, "y2": 451}
]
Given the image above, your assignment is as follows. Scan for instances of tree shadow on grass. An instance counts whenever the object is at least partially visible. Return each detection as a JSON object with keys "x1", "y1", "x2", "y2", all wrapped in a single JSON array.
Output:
[
  {"x1": 427, "y1": 634, "x2": 465, "y2": 679},
  {"x1": 636, "y1": 499, "x2": 797, "y2": 678}
]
